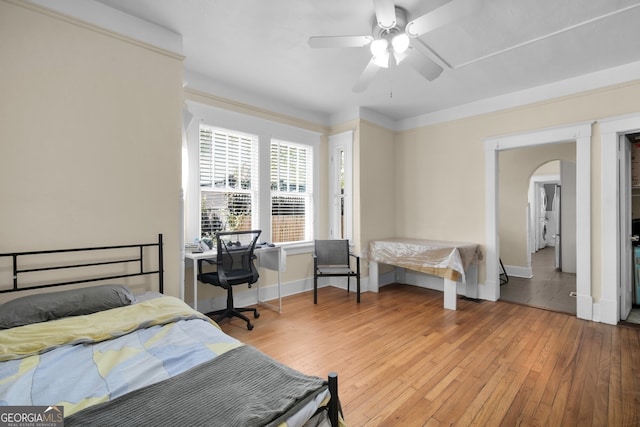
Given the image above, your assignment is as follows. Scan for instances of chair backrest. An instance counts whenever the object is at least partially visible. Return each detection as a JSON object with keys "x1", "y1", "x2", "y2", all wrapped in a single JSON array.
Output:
[
  {"x1": 215, "y1": 230, "x2": 261, "y2": 285},
  {"x1": 315, "y1": 239, "x2": 350, "y2": 267}
]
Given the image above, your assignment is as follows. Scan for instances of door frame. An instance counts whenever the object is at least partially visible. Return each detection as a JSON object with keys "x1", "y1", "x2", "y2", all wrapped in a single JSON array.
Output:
[
  {"x1": 484, "y1": 121, "x2": 593, "y2": 321},
  {"x1": 601, "y1": 114, "x2": 640, "y2": 324},
  {"x1": 619, "y1": 133, "x2": 633, "y2": 320}
]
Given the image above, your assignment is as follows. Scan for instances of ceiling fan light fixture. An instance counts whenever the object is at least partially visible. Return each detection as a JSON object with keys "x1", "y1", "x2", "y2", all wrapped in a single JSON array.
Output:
[
  {"x1": 370, "y1": 38, "x2": 388, "y2": 57},
  {"x1": 372, "y1": 50, "x2": 390, "y2": 68},
  {"x1": 391, "y1": 33, "x2": 410, "y2": 53},
  {"x1": 393, "y1": 50, "x2": 408, "y2": 65}
]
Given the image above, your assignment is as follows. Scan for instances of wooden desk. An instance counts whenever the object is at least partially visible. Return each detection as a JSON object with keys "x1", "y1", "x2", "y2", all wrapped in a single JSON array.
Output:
[
  {"x1": 368, "y1": 238, "x2": 480, "y2": 310},
  {"x1": 184, "y1": 245, "x2": 285, "y2": 313}
]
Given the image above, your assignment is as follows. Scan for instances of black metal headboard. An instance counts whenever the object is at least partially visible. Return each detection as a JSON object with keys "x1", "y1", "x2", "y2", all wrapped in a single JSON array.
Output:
[{"x1": 0, "y1": 234, "x2": 164, "y2": 294}]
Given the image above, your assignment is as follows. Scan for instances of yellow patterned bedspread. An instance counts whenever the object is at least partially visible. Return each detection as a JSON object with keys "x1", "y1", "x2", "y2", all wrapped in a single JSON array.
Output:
[{"x1": 0, "y1": 296, "x2": 242, "y2": 416}]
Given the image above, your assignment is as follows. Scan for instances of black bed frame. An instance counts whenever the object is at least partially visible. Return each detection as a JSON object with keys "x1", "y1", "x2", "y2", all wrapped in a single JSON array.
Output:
[
  {"x1": 0, "y1": 233, "x2": 343, "y2": 425},
  {"x1": 328, "y1": 372, "x2": 340, "y2": 426},
  {"x1": 0, "y1": 234, "x2": 164, "y2": 294}
]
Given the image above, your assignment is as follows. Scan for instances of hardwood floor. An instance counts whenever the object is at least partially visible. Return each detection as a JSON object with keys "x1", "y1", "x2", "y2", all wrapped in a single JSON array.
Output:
[
  {"x1": 220, "y1": 284, "x2": 640, "y2": 426},
  {"x1": 500, "y1": 247, "x2": 577, "y2": 315}
]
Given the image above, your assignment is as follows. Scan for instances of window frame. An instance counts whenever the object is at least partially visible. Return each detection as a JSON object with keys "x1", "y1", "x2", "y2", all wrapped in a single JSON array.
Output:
[
  {"x1": 270, "y1": 139, "x2": 314, "y2": 245},
  {"x1": 198, "y1": 125, "x2": 259, "y2": 237},
  {"x1": 184, "y1": 101, "x2": 320, "y2": 254},
  {"x1": 328, "y1": 131, "x2": 353, "y2": 241}
]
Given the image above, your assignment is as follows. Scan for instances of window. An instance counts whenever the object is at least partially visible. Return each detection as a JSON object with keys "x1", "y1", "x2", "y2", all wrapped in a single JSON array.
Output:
[
  {"x1": 270, "y1": 140, "x2": 313, "y2": 244},
  {"x1": 329, "y1": 131, "x2": 353, "y2": 240},
  {"x1": 199, "y1": 125, "x2": 258, "y2": 237},
  {"x1": 189, "y1": 103, "x2": 318, "y2": 248},
  {"x1": 333, "y1": 148, "x2": 346, "y2": 238}
]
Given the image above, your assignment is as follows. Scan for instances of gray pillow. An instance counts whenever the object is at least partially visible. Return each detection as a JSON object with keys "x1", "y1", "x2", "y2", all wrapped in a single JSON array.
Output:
[{"x1": 0, "y1": 284, "x2": 135, "y2": 329}]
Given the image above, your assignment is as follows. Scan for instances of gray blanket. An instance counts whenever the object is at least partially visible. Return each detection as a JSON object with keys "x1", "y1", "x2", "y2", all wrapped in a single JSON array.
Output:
[{"x1": 66, "y1": 345, "x2": 327, "y2": 427}]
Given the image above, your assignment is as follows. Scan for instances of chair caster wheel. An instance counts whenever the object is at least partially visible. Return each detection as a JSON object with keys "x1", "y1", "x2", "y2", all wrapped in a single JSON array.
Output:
[
  {"x1": 254, "y1": 312, "x2": 260, "y2": 318},
  {"x1": 247, "y1": 323, "x2": 254, "y2": 330}
]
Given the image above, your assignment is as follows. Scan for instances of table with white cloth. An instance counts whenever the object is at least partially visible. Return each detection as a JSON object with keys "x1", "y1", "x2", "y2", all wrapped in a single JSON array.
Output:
[
  {"x1": 368, "y1": 238, "x2": 481, "y2": 310},
  {"x1": 184, "y1": 245, "x2": 285, "y2": 313}
]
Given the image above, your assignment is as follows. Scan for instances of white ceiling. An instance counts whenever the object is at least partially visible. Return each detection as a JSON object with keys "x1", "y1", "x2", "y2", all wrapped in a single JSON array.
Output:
[{"x1": 94, "y1": 0, "x2": 640, "y2": 124}]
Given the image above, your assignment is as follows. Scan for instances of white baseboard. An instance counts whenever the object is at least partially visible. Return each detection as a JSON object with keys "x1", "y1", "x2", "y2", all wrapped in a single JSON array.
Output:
[
  {"x1": 196, "y1": 277, "x2": 308, "y2": 313},
  {"x1": 377, "y1": 270, "x2": 396, "y2": 288},
  {"x1": 197, "y1": 269, "x2": 498, "y2": 313},
  {"x1": 591, "y1": 301, "x2": 601, "y2": 323},
  {"x1": 379, "y1": 267, "x2": 486, "y2": 299},
  {"x1": 197, "y1": 275, "x2": 373, "y2": 313},
  {"x1": 598, "y1": 298, "x2": 619, "y2": 325},
  {"x1": 504, "y1": 264, "x2": 533, "y2": 279}
]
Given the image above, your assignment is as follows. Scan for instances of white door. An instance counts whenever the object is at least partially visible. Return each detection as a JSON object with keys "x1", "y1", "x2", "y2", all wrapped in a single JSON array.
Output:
[{"x1": 620, "y1": 135, "x2": 633, "y2": 320}]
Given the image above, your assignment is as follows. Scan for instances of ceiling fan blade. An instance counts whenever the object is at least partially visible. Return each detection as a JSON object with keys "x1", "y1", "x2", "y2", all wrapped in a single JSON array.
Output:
[
  {"x1": 404, "y1": 49, "x2": 444, "y2": 81},
  {"x1": 373, "y1": 0, "x2": 397, "y2": 29},
  {"x1": 353, "y1": 57, "x2": 380, "y2": 93},
  {"x1": 405, "y1": 0, "x2": 482, "y2": 37},
  {"x1": 308, "y1": 36, "x2": 373, "y2": 48}
]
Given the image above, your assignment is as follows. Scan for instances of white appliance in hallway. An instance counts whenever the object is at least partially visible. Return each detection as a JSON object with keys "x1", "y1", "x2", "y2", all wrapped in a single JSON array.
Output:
[
  {"x1": 535, "y1": 183, "x2": 558, "y2": 251},
  {"x1": 537, "y1": 185, "x2": 549, "y2": 250},
  {"x1": 552, "y1": 184, "x2": 561, "y2": 269}
]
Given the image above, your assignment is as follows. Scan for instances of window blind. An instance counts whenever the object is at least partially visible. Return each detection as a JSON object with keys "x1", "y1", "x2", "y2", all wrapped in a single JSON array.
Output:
[
  {"x1": 199, "y1": 125, "x2": 258, "y2": 237},
  {"x1": 270, "y1": 140, "x2": 313, "y2": 243}
]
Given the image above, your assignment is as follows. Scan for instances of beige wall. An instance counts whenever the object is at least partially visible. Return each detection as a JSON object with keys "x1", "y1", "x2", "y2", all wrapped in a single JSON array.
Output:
[
  {"x1": 533, "y1": 160, "x2": 560, "y2": 176},
  {"x1": 358, "y1": 121, "x2": 396, "y2": 242},
  {"x1": 357, "y1": 121, "x2": 396, "y2": 275},
  {"x1": 0, "y1": 1, "x2": 184, "y2": 300},
  {"x1": 395, "y1": 120, "x2": 486, "y2": 244},
  {"x1": 499, "y1": 143, "x2": 575, "y2": 267},
  {"x1": 395, "y1": 79, "x2": 640, "y2": 300}
]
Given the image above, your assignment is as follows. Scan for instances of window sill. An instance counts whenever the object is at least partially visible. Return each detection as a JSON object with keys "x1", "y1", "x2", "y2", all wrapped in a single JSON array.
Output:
[{"x1": 277, "y1": 241, "x2": 313, "y2": 255}]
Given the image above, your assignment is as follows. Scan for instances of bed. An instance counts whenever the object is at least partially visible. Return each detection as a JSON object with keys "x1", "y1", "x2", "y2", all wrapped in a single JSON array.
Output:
[{"x1": 0, "y1": 235, "x2": 342, "y2": 426}]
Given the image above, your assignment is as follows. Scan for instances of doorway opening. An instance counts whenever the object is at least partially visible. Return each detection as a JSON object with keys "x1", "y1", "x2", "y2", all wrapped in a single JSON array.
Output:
[
  {"x1": 601, "y1": 114, "x2": 640, "y2": 325},
  {"x1": 499, "y1": 159, "x2": 577, "y2": 315},
  {"x1": 622, "y1": 132, "x2": 640, "y2": 326},
  {"x1": 484, "y1": 121, "x2": 592, "y2": 321}
]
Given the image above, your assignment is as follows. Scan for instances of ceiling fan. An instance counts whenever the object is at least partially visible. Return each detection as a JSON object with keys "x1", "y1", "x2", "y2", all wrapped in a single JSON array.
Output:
[{"x1": 308, "y1": 0, "x2": 479, "y2": 92}]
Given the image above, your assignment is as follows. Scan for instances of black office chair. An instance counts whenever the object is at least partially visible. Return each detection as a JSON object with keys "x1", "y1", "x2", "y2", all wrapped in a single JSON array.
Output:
[
  {"x1": 313, "y1": 239, "x2": 360, "y2": 304},
  {"x1": 197, "y1": 230, "x2": 261, "y2": 330}
]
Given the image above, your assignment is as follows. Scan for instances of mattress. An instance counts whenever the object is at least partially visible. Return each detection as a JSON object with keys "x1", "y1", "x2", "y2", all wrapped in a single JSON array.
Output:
[{"x1": 0, "y1": 295, "x2": 333, "y2": 426}]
